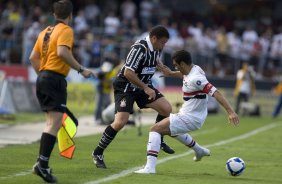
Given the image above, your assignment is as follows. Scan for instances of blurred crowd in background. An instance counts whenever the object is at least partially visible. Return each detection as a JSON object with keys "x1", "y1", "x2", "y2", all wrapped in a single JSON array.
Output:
[{"x1": 1, "y1": 0, "x2": 282, "y2": 80}]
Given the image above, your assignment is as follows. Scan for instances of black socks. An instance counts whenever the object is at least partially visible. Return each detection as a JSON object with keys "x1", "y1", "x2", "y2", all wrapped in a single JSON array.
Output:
[
  {"x1": 38, "y1": 133, "x2": 56, "y2": 168},
  {"x1": 94, "y1": 125, "x2": 117, "y2": 155}
]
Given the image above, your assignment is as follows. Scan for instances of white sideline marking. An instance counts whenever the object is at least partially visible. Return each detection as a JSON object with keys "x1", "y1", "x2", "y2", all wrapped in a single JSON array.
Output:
[
  {"x1": 191, "y1": 128, "x2": 218, "y2": 136},
  {"x1": 0, "y1": 123, "x2": 279, "y2": 182},
  {"x1": 0, "y1": 171, "x2": 32, "y2": 180},
  {"x1": 84, "y1": 122, "x2": 281, "y2": 184}
]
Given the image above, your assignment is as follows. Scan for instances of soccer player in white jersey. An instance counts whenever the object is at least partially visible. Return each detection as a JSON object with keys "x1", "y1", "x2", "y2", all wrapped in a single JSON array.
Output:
[{"x1": 135, "y1": 50, "x2": 240, "y2": 174}]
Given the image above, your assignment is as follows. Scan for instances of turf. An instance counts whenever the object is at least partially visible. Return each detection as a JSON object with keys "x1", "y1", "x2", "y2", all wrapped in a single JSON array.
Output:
[{"x1": 0, "y1": 114, "x2": 281, "y2": 184}]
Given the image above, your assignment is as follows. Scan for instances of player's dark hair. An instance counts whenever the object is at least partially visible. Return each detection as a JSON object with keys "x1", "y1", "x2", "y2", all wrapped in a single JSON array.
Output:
[
  {"x1": 172, "y1": 50, "x2": 192, "y2": 65},
  {"x1": 53, "y1": 0, "x2": 73, "y2": 19},
  {"x1": 149, "y1": 25, "x2": 170, "y2": 39}
]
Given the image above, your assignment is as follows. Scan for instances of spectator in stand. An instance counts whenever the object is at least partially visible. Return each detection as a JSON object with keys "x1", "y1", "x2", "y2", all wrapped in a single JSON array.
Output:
[
  {"x1": 216, "y1": 26, "x2": 229, "y2": 75},
  {"x1": 241, "y1": 26, "x2": 259, "y2": 67},
  {"x1": 269, "y1": 29, "x2": 282, "y2": 74},
  {"x1": 22, "y1": 22, "x2": 41, "y2": 65},
  {"x1": 77, "y1": 32, "x2": 94, "y2": 68},
  {"x1": 140, "y1": 0, "x2": 154, "y2": 31},
  {"x1": 104, "y1": 11, "x2": 120, "y2": 37},
  {"x1": 242, "y1": 25, "x2": 258, "y2": 45},
  {"x1": 257, "y1": 28, "x2": 272, "y2": 78},
  {"x1": 227, "y1": 29, "x2": 242, "y2": 75},
  {"x1": 202, "y1": 27, "x2": 217, "y2": 76},
  {"x1": 84, "y1": 1, "x2": 100, "y2": 27},
  {"x1": 120, "y1": 0, "x2": 136, "y2": 23},
  {"x1": 74, "y1": 10, "x2": 89, "y2": 36},
  {"x1": 188, "y1": 22, "x2": 205, "y2": 67}
]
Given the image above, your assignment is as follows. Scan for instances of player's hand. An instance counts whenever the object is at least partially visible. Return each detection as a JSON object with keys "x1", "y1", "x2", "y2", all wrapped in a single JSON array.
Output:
[
  {"x1": 228, "y1": 112, "x2": 240, "y2": 126},
  {"x1": 144, "y1": 86, "x2": 156, "y2": 100},
  {"x1": 81, "y1": 68, "x2": 96, "y2": 78},
  {"x1": 157, "y1": 62, "x2": 172, "y2": 77}
]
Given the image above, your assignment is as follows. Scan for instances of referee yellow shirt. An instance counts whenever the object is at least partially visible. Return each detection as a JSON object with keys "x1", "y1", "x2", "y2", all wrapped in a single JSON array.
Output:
[{"x1": 33, "y1": 23, "x2": 74, "y2": 76}]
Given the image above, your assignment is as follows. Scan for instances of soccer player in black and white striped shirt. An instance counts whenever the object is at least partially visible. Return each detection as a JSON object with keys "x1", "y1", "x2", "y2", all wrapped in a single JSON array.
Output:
[{"x1": 92, "y1": 25, "x2": 175, "y2": 168}]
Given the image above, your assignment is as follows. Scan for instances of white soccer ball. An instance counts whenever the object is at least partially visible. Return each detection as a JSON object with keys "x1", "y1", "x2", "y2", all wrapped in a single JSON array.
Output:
[{"x1": 226, "y1": 157, "x2": 245, "y2": 176}]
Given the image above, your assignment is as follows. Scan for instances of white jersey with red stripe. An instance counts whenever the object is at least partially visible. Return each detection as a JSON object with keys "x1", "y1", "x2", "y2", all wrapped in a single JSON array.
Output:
[{"x1": 178, "y1": 65, "x2": 217, "y2": 125}]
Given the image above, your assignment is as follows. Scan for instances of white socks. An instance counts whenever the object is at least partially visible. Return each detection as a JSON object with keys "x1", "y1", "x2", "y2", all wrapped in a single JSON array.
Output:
[
  {"x1": 145, "y1": 132, "x2": 161, "y2": 169},
  {"x1": 175, "y1": 134, "x2": 202, "y2": 152}
]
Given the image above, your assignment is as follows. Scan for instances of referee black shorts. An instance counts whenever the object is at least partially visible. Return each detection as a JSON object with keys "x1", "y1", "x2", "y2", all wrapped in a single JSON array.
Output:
[
  {"x1": 114, "y1": 86, "x2": 164, "y2": 113},
  {"x1": 36, "y1": 70, "x2": 67, "y2": 113}
]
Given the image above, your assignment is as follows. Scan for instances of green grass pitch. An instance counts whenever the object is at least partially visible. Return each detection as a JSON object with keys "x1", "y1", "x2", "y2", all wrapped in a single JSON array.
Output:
[{"x1": 0, "y1": 114, "x2": 281, "y2": 184}]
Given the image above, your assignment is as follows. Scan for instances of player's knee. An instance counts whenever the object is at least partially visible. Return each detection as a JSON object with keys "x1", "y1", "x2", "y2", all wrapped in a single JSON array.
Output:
[
  {"x1": 150, "y1": 124, "x2": 162, "y2": 133},
  {"x1": 150, "y1": 125, "x2": 157, "y2": 132},
  {"x1": 161, "y1": 104, "x2": 172, "y2": 116},
  {"x1": 163, "y1": 102, "x2": 172, "y2": 113},
  {"x1": 166, "y1": 104, "x2": 172, "y2": 114},
  {"x1": 155, "y1": 103, "x2": 172, "y2": 116},
  {"x1": 111, "y1": 119, "x2": 128, "y2": 131}
]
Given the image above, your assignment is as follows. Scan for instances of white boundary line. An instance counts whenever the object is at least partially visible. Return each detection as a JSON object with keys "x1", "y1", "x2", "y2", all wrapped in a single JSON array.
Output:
[
  {"x1": 84, "y1": 122, "x2": 281, "y2": 184},
  {"x1": 0, "y1": 171, "x2": 32, "y2": 180}
]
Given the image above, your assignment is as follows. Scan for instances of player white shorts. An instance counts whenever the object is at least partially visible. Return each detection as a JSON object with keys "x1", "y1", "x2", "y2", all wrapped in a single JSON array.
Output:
[{"x1": 169, "y1": 113, "x2": 203, "y2": 136}]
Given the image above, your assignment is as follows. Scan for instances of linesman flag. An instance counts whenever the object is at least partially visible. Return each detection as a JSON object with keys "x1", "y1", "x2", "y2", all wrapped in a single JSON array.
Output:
[{"x1": 57, "y1": 109, "x2": 78, "y2": 159}]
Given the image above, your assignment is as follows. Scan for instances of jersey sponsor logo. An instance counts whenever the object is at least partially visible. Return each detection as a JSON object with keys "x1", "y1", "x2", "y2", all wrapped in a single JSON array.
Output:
[
  {"x1": 130, "y1": 83, "x2": 139, "y2": 88},
  {"x1": 141, "y1": 67, "x2": 156, "y2": 74},
  {"x1": 120, "y1": 99, "x2": 126, "y2": 107}
]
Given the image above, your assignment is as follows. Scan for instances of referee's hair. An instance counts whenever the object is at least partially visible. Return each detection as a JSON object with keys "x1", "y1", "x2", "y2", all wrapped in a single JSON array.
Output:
[
  {"x1": 53, "y1": 0, "x2": 73, "y2": 19},
  {"x1": 149, "y1": 25, "x2": 170, "y2": 39},
  {"x1": 172, "y1": 50, "x2": 192, "y2": 65}
]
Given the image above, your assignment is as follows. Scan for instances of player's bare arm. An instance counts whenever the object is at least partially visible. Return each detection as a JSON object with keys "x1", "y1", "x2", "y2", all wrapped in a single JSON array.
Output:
[
  {"x1": 213, "y1": 90, "x2": 240, "y2": 126},
  {"x1": 124, "y1": 68, "x2": 156, "y2": 100},
  {"x1": 57, "y1": 45, "x2": 95, "y2": 78},
  {"x1": 29, "y1": 50, "x2": 41, "y2": 74},
  {"x1": 157, "y1": 62, "x2": 182, "y2": 78}
]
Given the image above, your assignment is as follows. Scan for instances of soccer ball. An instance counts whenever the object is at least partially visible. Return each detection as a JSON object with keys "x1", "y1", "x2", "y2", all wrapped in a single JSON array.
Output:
[{"x1": 226, "y1": 157, "x2": 245, "y2": 176}]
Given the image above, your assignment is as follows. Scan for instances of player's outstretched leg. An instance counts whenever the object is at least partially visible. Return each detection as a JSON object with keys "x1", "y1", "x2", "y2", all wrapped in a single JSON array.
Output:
[
  {"x1": 175, "y1": 134, "x2": 210, "y2": 161},
  {"x1": 193, "y1": 147, "x2": 210, "y2": 161}
]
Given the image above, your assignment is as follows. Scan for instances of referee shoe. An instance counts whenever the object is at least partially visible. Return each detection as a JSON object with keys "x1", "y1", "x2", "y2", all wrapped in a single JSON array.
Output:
[{"x1": 32, "y1": 162, "x2": 57, "y2": 183}]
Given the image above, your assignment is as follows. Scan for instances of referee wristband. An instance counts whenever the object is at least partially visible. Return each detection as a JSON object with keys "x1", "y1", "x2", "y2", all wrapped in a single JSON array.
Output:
[{"x1": 78, "y1": 66, "x2": 85, "y2": 73}]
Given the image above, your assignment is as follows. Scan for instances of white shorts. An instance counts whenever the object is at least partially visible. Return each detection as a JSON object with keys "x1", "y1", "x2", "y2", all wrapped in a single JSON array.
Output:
[{"x1": 169, "y1": 113, "x2": 203, "y2": 136}]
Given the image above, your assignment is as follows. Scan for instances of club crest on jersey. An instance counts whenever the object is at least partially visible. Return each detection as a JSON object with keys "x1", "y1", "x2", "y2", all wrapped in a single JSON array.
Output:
[
  {"x1": 120, "y1": 99, "x2": 126, "y2": 107},
  {"x1": 141, "y1": 67, "x2": 156, "y2": 74},
  {"x1": 183, "y1": 80, "x2": 189, "y2": 87},
  {"x1": 196, "y1": 80, "x2": 201, "y2": 85}
]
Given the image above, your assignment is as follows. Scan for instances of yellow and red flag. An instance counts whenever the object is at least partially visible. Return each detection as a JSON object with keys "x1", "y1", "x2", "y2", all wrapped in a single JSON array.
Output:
[{"x1": 57, "y1": 111, "x2": 78, "y2": 159}]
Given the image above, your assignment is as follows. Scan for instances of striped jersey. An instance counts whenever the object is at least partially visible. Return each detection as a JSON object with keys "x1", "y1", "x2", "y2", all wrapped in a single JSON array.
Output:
[
  {"x1": 179, "y1": 65, "x2": 217, "y2": 124},
  {"x1": 115, "y1": 36, "x2": 161, "y2": 92}
]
